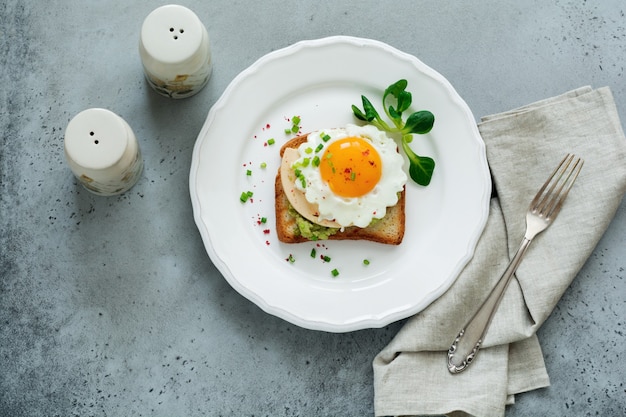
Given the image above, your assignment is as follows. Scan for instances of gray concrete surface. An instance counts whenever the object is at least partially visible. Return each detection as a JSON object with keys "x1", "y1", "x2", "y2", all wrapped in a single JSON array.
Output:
[{"x1": 1, "y1": 1, "x2": 624, "y2": 416}]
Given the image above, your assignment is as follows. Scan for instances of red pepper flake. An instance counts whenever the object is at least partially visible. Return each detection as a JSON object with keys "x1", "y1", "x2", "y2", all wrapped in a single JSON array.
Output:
[
  {"x1": 263, "y1": 229, "x2": 270, "y2": 234},
  {"x1": 265, "y1": 240, "x2": 270, "y2": 246}
]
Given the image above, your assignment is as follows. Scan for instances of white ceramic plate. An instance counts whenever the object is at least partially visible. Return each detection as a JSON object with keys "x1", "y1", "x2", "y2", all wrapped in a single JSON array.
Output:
[{"x1": 190, "y1": 36, "x2": 491, "y2": 332}]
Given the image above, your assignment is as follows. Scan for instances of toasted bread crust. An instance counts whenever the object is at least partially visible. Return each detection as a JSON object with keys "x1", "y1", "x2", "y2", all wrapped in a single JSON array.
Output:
[
  {"x1": 279, "y1": 134, "x2": 309, "y2": 157},
  {"x1": 275, "y1": 134, "x2": 406, "y2": 245}
]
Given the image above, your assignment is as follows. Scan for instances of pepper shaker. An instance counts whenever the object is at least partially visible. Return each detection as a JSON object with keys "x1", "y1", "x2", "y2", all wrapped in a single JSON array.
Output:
[
  {"x1": 139, "y1": 4, "x2": 212, "y2": 98},
  {"x1": 64, "y1": 108, "x2": 143, "y2": 196}
]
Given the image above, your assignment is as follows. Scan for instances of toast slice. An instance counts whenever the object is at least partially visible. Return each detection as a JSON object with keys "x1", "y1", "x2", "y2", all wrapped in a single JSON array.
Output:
[{"x1": 275, "y1": 134, "x2": 406, "y2": 244}]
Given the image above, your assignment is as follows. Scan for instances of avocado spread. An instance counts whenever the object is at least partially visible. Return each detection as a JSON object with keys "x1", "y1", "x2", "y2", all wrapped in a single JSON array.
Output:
[{"x1": 288, "y1": 206, "x2": 339, "y2": 240}]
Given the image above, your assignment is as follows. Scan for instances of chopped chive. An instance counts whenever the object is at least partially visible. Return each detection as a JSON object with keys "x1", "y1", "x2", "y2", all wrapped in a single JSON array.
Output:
[
  {"x1": 267, "y1": 138, "x2": 275, "y2": 145},
  {"x1": 331, "y1": 268, "x2": 339, "y2": 277},
  {"x1": 310, "y1": 248, "x2": 316, "y2": 258},
  {"x1": 240, "y1": 191, "x2": 253, "y2": 203}
]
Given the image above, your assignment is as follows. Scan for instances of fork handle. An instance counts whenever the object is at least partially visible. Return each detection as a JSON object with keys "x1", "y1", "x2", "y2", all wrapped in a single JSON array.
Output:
[{"x1": 447, "y1": 237, "x2": 532, "y2": 373}]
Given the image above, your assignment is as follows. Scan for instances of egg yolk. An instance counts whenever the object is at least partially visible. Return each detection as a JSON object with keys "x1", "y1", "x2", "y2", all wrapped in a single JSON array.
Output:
[{"x1": 320, "y1": 136, "x2": 382, "y2": 198}]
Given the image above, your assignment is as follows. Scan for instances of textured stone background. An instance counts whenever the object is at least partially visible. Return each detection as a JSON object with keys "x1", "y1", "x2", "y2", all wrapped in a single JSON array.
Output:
[{"x1": 1, "y1": 1, "x2": 624, "y2": 416}]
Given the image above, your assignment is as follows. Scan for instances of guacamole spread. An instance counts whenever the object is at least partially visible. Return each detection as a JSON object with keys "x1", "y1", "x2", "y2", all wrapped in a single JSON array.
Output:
[{"x1": 288, "y1": 206, "x2": 339, "y2": 240}]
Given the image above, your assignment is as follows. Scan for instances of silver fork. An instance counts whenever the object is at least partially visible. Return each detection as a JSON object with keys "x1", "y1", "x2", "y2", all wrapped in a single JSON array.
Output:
[{"x1": 447, "y1": 154, "x2": 584, "y2": 374}]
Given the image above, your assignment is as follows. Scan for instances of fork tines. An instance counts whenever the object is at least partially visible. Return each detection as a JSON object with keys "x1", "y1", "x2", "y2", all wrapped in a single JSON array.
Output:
[{"x1": 532, "y1": 154, "x2": 584, "y2": 219}]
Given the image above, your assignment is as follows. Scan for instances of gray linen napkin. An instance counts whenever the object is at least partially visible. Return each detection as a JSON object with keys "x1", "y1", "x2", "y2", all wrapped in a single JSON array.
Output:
[{"x1": 373, "y1": 86, "x2": 626, "y2": 417}]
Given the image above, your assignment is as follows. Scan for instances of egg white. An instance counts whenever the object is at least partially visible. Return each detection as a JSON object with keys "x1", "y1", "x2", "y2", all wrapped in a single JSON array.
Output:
[{"x1": 292, "y1": 124, "x2": 407, "y2": 228}]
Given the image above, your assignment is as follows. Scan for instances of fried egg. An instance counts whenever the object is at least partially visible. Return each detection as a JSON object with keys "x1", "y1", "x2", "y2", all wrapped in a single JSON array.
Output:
[{"x1": 288, "y1": 124, "x2": 407, "y2": 228}]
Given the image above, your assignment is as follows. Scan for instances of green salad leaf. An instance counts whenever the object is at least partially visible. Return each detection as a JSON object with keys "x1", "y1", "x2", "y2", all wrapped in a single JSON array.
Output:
[{"x1": 351, "y1": 79, "x2": 435, "y2": 186}]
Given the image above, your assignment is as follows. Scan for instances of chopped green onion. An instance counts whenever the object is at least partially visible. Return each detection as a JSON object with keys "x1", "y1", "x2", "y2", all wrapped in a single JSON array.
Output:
[
  {"x1": 288, "y1": 254, "x2": 295, "y2": 263},
  {"x1": 331, "y1": 268, "x2": 339, "y2": 277},
  {"x1": 284, "y1": 128, "x2": 292, "y2": 134},
  {"x1": 350, "y1": 171, "x2": 356, "y2": 181},
  {"x1": 310, "y1": 248, "x2": 316, "y2": 258},
  {"x1": 267, "y1": 138, "x2": 275, "y2": 145},
  {"x1": 261, "y1": 217, "x2": 267, "y2": 224},
  {"x1": 293, "y1": 166, "x2": 307, "y2": 188},
  {"x1": 246, "y1": 169, "x2": 252, "y2": 176},
  {"x1": 322, "y1": 134, "x2": 331, "y2": 142},
  {"x1": 240, "y1": 191, "x2": 253, "y2": 203},
  {"x1": 322, "y1": 255, "x2": 331, "y2": 262},
  {"x1": 312, "y1": 156, "x2": 320, "y2": 167},
  {"x1": 260, "y1": 162, "x2": 267, "y2": 169},
  {"x1": 315, "y1": 144, "x2": 324, "y2": 153},
  {"x1": 292, "y1": 116, "x2": 301, "y2": 125},
  {"x1": 301, "y1": 158, "x2": 310, "y2": 167},
  {"x1": 291, "y1": 125, "x2": 299, "y2": 133},
  {"x1": 304, "y1": 147, "x2": 313, "y2": 154},
  {"x1": 363, "y1": 259, "x2": 370, "y2": 265}
]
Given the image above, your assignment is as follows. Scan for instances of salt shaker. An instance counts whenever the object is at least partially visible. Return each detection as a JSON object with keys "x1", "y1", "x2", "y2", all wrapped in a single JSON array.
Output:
[
  {"x1": 139, "y1": 4, "x2": 212, "y2": 98},
  {"x1": 64, "y1": 108, "x2": 143, "y2": 196}
]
